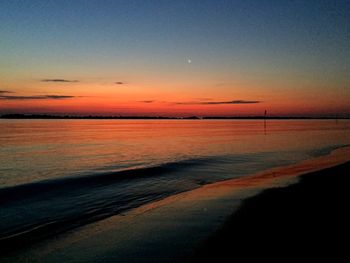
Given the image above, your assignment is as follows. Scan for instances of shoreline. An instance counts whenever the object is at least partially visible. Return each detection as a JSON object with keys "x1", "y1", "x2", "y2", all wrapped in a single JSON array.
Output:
[
  {"x1": 2, "y1": 146, "x2": 350, "y2": 262},
  {"x1": 191, "y1": 160, "x2": 350, "y2": 261}
]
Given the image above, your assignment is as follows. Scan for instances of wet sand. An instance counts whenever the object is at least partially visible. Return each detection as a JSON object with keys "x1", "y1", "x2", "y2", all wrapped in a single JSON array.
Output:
[
  {"x1": 192, "y1": 161, "x2": 350, "y2": 262},
  {"x1": 2, "y1": 146, "x2": 350, "y2": 262}
]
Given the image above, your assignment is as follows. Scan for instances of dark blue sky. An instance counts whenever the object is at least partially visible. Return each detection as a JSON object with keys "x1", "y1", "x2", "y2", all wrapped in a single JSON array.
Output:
[{"x1": 2, "y1": 0, "x2": 349, "y2": 65}]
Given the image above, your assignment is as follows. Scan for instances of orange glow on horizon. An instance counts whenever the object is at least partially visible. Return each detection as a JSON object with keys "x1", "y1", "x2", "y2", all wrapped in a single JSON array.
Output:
[{"x1": 1, "y1": 76, "x2": 349, "y2": 117}]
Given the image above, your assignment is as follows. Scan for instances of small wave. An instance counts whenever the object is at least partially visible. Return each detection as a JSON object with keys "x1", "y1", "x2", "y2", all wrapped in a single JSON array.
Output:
[{"x1": 0, "y1": 156, "x2": 216, "y2": 204}]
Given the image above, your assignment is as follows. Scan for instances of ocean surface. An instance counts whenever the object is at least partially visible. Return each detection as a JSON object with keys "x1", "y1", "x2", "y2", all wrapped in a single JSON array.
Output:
[{"x1": 1, "y1": 119, "x2": 350, "y2": 246}]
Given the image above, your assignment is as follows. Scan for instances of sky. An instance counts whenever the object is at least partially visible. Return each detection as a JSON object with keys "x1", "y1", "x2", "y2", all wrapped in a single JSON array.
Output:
[{"x1": 0, "y1": 0, "x2": 349, "y2": 117}]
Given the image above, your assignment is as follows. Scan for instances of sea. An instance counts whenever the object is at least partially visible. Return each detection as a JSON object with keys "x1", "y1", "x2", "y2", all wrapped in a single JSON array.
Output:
[{"x1": 1, "y1": 119, "x2": 350, "y2": 246}]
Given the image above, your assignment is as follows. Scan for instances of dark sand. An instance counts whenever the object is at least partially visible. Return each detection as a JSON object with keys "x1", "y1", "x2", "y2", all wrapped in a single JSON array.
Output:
[{"x1": 191, "y1": 161, "x2": 350, "y2": 262}]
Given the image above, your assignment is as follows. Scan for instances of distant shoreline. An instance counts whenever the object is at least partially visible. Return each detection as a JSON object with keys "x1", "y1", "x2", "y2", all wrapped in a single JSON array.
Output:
[{"x1": 1, "y1": 114, "x2": 349, "y2": 120}]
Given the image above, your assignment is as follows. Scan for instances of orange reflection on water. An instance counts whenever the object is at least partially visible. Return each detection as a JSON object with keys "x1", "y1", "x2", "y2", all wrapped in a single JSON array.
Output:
[{"x1": 1, "y1": 119, "x2": 350, "y2": 187}]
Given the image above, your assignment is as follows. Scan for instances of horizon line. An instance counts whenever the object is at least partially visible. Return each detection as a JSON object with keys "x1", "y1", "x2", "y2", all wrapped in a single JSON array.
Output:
[{"x1": 1, "y1": 114, "x2": 349, "y2": 120}]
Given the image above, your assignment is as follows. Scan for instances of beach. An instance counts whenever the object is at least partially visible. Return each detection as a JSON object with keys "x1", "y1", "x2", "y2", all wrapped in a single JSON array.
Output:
[
  {"x1": 2, "y1": 146, "x2": 349, "y2": 262},
  {"x1": 192, "y1": 160, "x2": 350, "y2": 262}
]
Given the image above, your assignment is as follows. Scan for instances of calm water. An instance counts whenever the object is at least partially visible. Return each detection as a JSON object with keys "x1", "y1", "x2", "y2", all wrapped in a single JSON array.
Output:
[{"x1": 1, "y1": 119, "x2": 350, "y2": 245}]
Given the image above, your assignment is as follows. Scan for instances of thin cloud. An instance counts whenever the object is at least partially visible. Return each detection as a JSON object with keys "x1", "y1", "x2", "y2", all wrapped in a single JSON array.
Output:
[
  {"x1": 115, "y1": 82, "x2": 125, "y2": 85},
  {"x1": 138, "y1": 100, "x2": 154, "y2": 103},
  {"x1": 0, "y1": 90, "x2": 14, "y2": 94},
  {"x1": 201, "y1": 100, "x2": 261, "y2": 104},
  {"x1": 174, "y1": 100, "x2": 261, "y2": 105},
  {"x1": 42, "y1": 79, "x2": 79, "y2": 83},
  {"x1": 0, "y1": 95, "x2": 76, "y2": 100}
]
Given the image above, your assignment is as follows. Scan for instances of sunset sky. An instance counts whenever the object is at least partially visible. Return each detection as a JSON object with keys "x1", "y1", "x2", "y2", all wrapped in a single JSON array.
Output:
[{"x1": 1, "y1": 0, "x2": 349, "y2": 117}]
